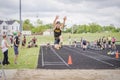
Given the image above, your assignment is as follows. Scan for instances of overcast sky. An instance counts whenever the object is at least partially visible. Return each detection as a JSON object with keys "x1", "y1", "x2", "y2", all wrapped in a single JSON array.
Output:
[{"x1": 0, "y1": 0, "x2": 120, "y2": 27}]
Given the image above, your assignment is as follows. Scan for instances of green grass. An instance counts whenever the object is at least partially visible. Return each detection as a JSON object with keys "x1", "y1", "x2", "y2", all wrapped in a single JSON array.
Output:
[
  {"x1": 62, "y1": 32, "x2": 120, "y2": 44},
  {"x1": 0, "y1": 32, "x2": 120, "y2": 69}
]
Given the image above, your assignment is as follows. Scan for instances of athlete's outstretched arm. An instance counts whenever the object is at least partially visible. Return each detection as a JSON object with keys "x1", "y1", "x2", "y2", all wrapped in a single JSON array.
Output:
[
  {"x1": 61, "y1": 16, "x2": 67, "y2": 28},
  {"x1": 53, "y1": 15, "x2": 59, "y2": 27}
]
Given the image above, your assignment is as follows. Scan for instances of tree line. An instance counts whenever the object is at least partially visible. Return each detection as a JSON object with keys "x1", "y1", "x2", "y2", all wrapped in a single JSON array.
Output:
[
  {"x1": 23, "y1": 19, "x2": 52, "y2": 34},
  {"x1": 64, "y1": 23, "x2": 120, "y2": 33},
  {"x1": 22, "y1": 19, "x2": 120, "y2": 34}
]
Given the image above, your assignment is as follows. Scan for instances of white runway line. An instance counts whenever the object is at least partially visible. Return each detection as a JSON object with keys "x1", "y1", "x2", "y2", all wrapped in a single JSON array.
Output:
[
  {"x1": 76, "y1": 47, "x2": 120, "y2": 61},
  {"x1": 41, "y1": 47, "x2": 44, "y2": 67},
  {"x1": 50, "y1": 47, "x2": 70, "y2": 68},
  {"x1": 44, "y1": 62, "x2": 66, "y2": 65},
  {"x1": 44, "y1": 62, "x2": 65, "y2": 64},
  {"x1": 64, "y1": 47, "x2": 114, "y2": 67}
]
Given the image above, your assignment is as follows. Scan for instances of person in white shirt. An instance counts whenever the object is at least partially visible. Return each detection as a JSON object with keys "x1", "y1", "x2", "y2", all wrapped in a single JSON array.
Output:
[{"x1": 1, "y1": 34, "x2": 10, "y2": 65}]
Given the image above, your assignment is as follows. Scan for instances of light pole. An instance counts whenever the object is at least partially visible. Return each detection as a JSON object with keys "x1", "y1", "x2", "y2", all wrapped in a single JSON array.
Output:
[{"x1": 19, "y1": 0, "x2": 22, "y2": 32}]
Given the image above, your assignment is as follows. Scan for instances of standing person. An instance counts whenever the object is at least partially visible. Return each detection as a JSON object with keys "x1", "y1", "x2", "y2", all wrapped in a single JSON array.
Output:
[
  {"x1": 1, "y1": 34, "x2": 10, "y2": 65},
  {"x1": 111, "y1": 37, "x2": 116, "y2": 50},
  {"x1": 14, "y1": 32, "x2": 21, "y2": 64},
  {"x1": 102, "y1": 36, "x2": 107, "y2": 49},
  {"x1": 82, "y1": 39, "x2": 87, "y2": 50},
  {"x1": 68, "y1": 35, "x2": 72, "y2": 46},
  {"x1": 73, "y1": 37, "x2": 77, "y2": 48},
  {"x1": 107, "y1": 35, "x2": 112, "y2": 48},
  {"x1": 80, "y1": 37, "x2": 83, "y2": 48},
  {"x1": 53, "y1": 16, "x2": 67, "y2": 49},
  {"x1": 10, "y1": 35, "x2": 14, "y2": 47}
]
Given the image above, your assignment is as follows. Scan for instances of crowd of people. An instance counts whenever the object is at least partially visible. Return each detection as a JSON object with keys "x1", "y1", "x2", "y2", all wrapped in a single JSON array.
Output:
[
  {"x1": 67, "y1": 35, "x2": 116, "y2": 51},
  {"x1": 0, "y1": 32, "x2": 38, "y2": 66},
  {"x1": 0, "y1": 32, "x2": 21, "y2": 65},
  {"x1": 94, "y1": 35, "x2": 116, "y2": 50}
]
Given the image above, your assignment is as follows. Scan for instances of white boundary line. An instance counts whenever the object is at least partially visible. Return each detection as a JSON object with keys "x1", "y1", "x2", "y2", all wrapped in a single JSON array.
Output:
[
  {"x1": 44, "y1": 62, "x2": 66, "y2": 65},
  {"x1": 76, "y1": 47, "x2": 120, "y2": 61},
  {"x1": 41, "y1": 47, "x2": 44, "y2": 67},
  {"x1": 41, "y1": 46, "x2": 67, "y2": 67},
  {"x1": 64, "y1": 47, "x2": 114, "y2": 67},
  {"x1": 44, "y1": 62, "x2": 65, "y2": 64},
  {"x1": 50, "y1": 47, "x2": 70, "y2": 68}
]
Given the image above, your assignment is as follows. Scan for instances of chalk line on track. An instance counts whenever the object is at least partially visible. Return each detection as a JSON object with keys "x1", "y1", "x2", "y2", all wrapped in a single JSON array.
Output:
[
  {"x1": 64, "y1": 46, "x2": 114, "y2": 67},
  {"x1": 50, "y1": 47, "x2": 70, "y2": 68},
  {"x1": 41, "y1": 47, "x2": 44, "y2": 67}
]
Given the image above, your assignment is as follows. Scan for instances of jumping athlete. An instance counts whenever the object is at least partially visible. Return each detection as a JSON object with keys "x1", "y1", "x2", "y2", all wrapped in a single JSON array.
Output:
[{"x1": 53, "y1": 16, "x2": 67, "y2": 49}]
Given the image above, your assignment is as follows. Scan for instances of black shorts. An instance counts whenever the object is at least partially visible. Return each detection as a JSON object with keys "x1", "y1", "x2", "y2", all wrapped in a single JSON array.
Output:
[
  {"x1": 112, "y1": 42, "x2": 115, "y2": 44},
  {"x1": 83, "y1": 42, "x2": 86, "y2": 45},
  {"x1": 54, "y1": 38, "x2": 60, "y2": 44},
  {"x1": 108, "y1": 41, "x2": 111, "y2": 45},
  {"x1": 103, "y1": 42, "x2": 106, "y2": 44}
]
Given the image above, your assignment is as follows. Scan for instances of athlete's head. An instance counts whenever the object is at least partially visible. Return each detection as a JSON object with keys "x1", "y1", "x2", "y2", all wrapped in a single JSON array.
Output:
[{"x1": 56, "y1": 21, "x2": 61, "y2": 28}]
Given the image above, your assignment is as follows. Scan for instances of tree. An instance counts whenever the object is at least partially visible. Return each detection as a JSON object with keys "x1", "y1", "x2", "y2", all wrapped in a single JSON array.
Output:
[{"x1": 23, "y1": 19, "x2": 34, "y2": 30}]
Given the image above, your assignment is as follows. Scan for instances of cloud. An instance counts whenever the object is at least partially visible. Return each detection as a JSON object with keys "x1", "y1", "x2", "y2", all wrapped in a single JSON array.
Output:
[{"x1": 0, "y1": 0, "x2": 120, "y2": 27}]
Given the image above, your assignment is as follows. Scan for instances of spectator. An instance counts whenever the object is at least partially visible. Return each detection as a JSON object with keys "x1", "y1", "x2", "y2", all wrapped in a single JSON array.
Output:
[
  {"x1": 1, "y1": 34, "x2": 10, "y2": 65},
  {"x1": 13, "y1": 32, "x2": 21, "y2": 64},
  {"x1": 22, "y1": 35, "x2": 26, "y2": 47},
  {"x1": 82, "y1": 39, "x2": 87, "y2": 50},
  {"x1": 107, "y1": 35, "x2": 112, "y2": 48},
  {"x1": 111, "y1": 37, "x2": 116, "y2": 50},
  {"x1": 32, "y1": 36, "x2": 37, "y2": 45},
  {"x1": 10, "y1": 35, "x2": 14, "y2": 47}
]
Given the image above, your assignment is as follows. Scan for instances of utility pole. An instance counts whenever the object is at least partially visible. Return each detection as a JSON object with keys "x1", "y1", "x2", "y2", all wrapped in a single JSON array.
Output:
[{"x1": 19, "y1": 0, "x2": 22, "y2": 32}]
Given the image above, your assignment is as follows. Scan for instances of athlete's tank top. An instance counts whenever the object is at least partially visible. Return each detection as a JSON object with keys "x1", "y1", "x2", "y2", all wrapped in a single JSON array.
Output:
[{"x1": 54, "y1": 28, "x2": 61, "y2": 38}]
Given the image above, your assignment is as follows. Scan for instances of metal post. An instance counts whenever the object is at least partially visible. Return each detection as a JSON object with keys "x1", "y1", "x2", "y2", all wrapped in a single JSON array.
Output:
[
  {"x1": 19, "y1": 0, "x2": 23, "y2": 46},
  {"x1": 19, "y1": 0, "x2": 22, "y2": 32}
]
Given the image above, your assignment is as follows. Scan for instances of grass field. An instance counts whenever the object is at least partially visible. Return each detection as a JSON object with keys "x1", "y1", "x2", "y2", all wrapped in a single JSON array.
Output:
[{"x1": 0, "y1": 32, "x2": 120, "y2": 69}]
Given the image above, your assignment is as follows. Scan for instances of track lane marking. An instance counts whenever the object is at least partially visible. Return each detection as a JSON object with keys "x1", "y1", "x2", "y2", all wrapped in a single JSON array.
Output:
[
  {"x1": 77, "y1": 47, "x2": 120, "y2": 61},
  {"x1": 50, "y1": 47, "x2": 70, "y2": 68},
  {"x1": 64, "y1": 47, "x2": 114, "y2": 67},
  {"x1": 41, "y1": 47, "x2": 44, "y2": 67}
]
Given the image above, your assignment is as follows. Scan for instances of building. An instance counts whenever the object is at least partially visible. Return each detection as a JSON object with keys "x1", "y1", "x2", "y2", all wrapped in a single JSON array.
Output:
[
  {"x1": 0, "y1": 20, "x2": 7, "y2": 35},
  {"x1": 22, "y1": 30, "x2": 31, "y2": 36},
  {"x1": 0, "y1": 20, "x2": 20, "y2": 35},
  {"x1": 43, "y1": 29, "x2": 53, "y2": 36}
]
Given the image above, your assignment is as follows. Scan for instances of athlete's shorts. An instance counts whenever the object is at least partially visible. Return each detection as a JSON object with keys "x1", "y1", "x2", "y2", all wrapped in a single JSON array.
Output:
[{"x1": 54, "y1": 38, "x2": 60, "y2": 44}]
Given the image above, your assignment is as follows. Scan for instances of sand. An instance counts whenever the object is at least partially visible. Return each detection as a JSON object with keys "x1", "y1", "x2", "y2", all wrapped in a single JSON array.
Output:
[{"x1": 1, "y1": 69, "x2": 120, "y2": 80}]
